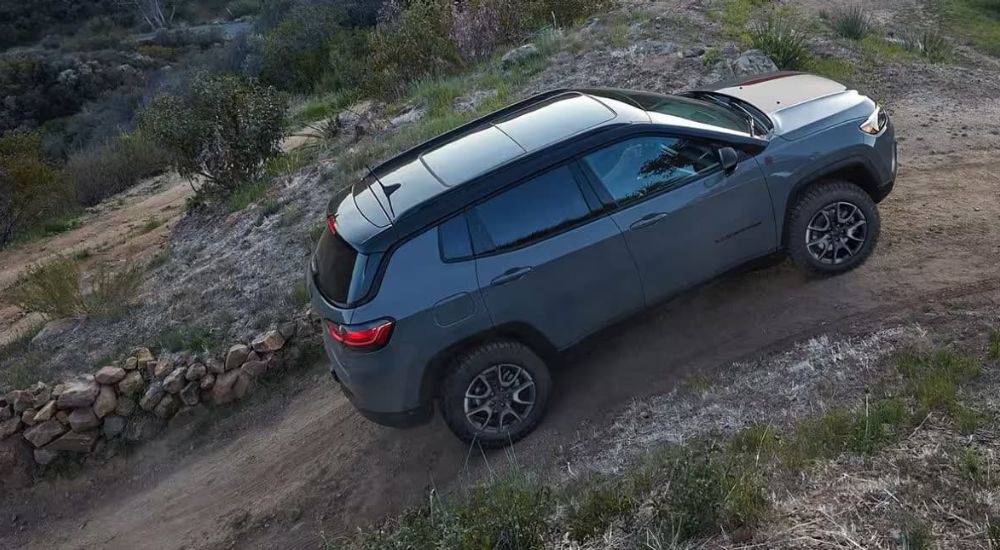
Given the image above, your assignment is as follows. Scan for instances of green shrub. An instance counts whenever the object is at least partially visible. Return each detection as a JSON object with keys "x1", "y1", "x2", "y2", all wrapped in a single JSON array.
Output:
[
  {"x1": 227, "y1": 0, "x2": 262, "y2": 17},
  {"x1": 139, "y1": 74, "x2": 287, "y2": 201},
  {"x1": 902, "y1": 29, "x2": 952, "y2": 62},
  {"x1": 261, "y1": 4, "x2": 345, "y2": 92},
  {"x1": 895, "y1": 347, "x2": 979, "y2": 414},
  {"x1": 68, "y1": 132, "x2": 171, "y2": 206},
  {"x1": 990, "y1": 330, "x2": 1000, "y2": 362},
  {"x1": 7, "y1": 256, "x2": 143, "y2": 319},
  {"x1": 324, "y1": 28, "x2": 373, "y2": 93},
  {"x1": 829, "y1": 5, "x2": 873, "y2": 40},
  {"x1": 749, "y1": 13, "x2": 812, "y2": 69},
  {"x1": 367, "y1": 0, "x2": 464, "y2": 98},
  {"x1": 450, "y1": 0, "x2": 532, "y2": 61},
  {"x1": 0, "y1": 132, "x2": 75, "y2": 248},
  {"x1": 566, "y1": 482, "x2": 634, "y2": 542}
]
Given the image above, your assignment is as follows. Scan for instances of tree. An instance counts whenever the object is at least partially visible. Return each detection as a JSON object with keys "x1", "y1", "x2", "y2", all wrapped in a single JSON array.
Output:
[
  {"x1": 116, "y1": 0, "x2": 178, "y2": 30},
  {"x1": 139, "y1": 74, "x2": 287, "y2": 200},
  {"x1": 0, "y1": 133, "x2": 73, "y2": 248}
]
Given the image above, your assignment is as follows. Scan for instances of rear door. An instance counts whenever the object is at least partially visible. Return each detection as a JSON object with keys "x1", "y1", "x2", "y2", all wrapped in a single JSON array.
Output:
[
  {"x1": 580, "y1": 134, "x2": 775, "y2": 305},
  {"x1": 471, "y1": 164, "x2": 643, "y2": 349}
]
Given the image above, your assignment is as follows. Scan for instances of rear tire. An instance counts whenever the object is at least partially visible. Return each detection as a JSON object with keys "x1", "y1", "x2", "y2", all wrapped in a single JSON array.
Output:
[
  {"x1": 440, "y1": 340, "x2": 551, "y2": 449},
  {"x1": 786, "y1": 180, "x2": 880, "y2": 276}
]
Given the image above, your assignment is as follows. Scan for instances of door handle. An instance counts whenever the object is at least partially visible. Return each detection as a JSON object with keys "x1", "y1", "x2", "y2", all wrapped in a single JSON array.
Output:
[
  {"x1": 629, "y1": 212, "x2": 668, "y2": 231},
  {"x1": 490, "y1": 266, "x2": 533, "y2": 287}
]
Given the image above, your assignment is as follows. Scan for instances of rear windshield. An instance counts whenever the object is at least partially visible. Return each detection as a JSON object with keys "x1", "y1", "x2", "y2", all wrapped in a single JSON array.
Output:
[{"x1": 314, "y1": 230, "x2": 359, "y2": 305}]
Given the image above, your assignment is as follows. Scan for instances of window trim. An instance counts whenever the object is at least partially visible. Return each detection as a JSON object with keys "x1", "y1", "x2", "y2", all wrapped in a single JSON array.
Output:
[
  {"x1": 574, "y1": 132, "x2": 731, "y2": 213},
  {"x1": 465, "y1": 162, "x2": 607, "y2": 258}
]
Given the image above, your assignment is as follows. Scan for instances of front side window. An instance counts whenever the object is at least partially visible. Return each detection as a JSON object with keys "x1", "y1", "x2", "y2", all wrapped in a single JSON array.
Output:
[
  {"x1": 582, "y1": 136, "x2": 722, "y2": 205},
  {"x1": 471, "y1": 165, "x2": 592, "y2": 254}
]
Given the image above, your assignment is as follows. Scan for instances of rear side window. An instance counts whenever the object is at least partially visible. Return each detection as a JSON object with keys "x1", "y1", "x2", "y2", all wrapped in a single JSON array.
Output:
[
  {"x1": 470, "y1": 165, "x2": 592, "y2": 254},
  {"x1": 314, "y1": 229, "x2": 360, "y2": 305},
  {"x1": 439, "y1": 214, "x2": 473, "y2": 261}
]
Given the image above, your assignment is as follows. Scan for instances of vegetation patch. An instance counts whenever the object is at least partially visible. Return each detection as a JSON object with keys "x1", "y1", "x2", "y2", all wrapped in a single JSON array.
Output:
[
  {"x1": 7, "y1": 256, "x2": 143, "y2": 319},
  {"x1": 826, "y1": 5, "x2": 873, "y2": 40},
  {"x1": 749, "y1": 12, "x2": 811, "y2": 70},
  {"x1": 937, "y1": 0, "x2": 1000, "y2": 56}
]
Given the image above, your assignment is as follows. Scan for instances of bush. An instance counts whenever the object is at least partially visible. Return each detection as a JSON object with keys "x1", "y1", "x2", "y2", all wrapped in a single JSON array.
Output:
[
  {"x1": 533, "y1": 0, "x2": 613, "y2": 26},
  {"x1": 67, "y1": 132, "x2": 171, "y2": 206},
  {"x1": 7, "y1": 256, "x2": 144, "y2": 319},
  {"x1": 260, "y1": 4, "x2": 345, "y2": 92},
  {"x1": 139, "y1": 74, "x2": 287, "y2": 200},
  {"x1": 749, "y1": 13, "x2": 812, "y2": 69},
  {"x1": 829, "y1": 5, "x2": 873, "y2": 40},
  {"x1": 367, "y1": 0, "x2": 464, "y2": 97},
  {"x1": 450, "y1": 0, "x2": 531, "y2": 61},
  {"x1": 0, "y1": 132, "x2": 75, "y2": 248},
  {"x1": 902, "y1": 29, "x2": 952, "y2": 62},
  {"x1": 227, "y1": 0, "x2": 262, "y2": 17}
]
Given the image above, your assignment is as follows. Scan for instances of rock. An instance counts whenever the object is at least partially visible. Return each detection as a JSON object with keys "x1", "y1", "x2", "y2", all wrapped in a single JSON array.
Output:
[
  {"x1": 102, "y1": 415, "x2": 127, "y2": 438},
  {"x1": 117, "y1": 371, "x2": 144, "y2": 396},
  {"x1": 211, "y1": 371, "x2": 242, "y2": 405},
  {"x1": 232, "y1": 372, "x2": 253, "y2": 401},
  {"x1": 124, "y1": 416, "x2": 164, "y2": 443},
  {"x1": 20, "y1": 409, "x2": 37, "y2": 427},
  {"x1": 246, "y1": 351, "x2": 262, "y2": 363},
  {"x1": 30, "y1": 317, "x2": 84, "y2": 345},
  {"x1": 200, "y1": 374, "x2": 216, "y2": 391},
  {"x1": 46, "y1": 430, "x2": 98, "y2": 453},
  {"x1": 115, "y1": 396, "x2": 136, "y2": 417},
  {"x1": 501, "y1": 43, "x2": 540, "y2": 69},
  {"x1": 241, "y1": 360, "x2": 268, "y2": 378},
  {"x1": 139, "y1": 381, "x2": 165, "y2": 412},
  {"x1": 11, "y1": 391, "x2": 34, "y2": 413},
  {"x1": 153, "y1": 360, "x2": 173, "y2": 379},
  {"x1": 179, "y1": 382, "x2": 200, "y2": 407},
  {"x1": 52, "y1": 383, "x2": 65, "y2": 398},
  {"x1": 123, "y1": 356, "x2": 139, "y2": 371},
  {"x1": 1, "y1": 417, "x2": 21, "y2": 439},
  {"x1": 186, "y1": 363, "x2": 207, "y2": 381},
  {"x1": 55, "y1": 410, "x2": 69, "y2": 425},
  {"x1": 33, "y1": 448, "x2": 58, "y2": 466},
  {"x1": 0, "y1": 405, "x2": 11, "y2": 421},
  {"x1": 57, "y1": 380, "x2": 100, "y2": 409},
  {"x1": 133, "y1": 347, "x2": 155, "y2": 368},
  {"x1": 454, "y1": 89, "x2": 498, "y2": 113},
  {"x1": 153, "y1": 394, "x2": 180, "y2": 419},
  {"x1": 278, "y1": 321, "x2": 298, "y2": 340},
  {"x1": 23, "y1": 420, "x2": 66, "y2": 447},
  {"x1": 93, "y1": 386, "x2": 117, "y2": 418},
  {"x1": 33, "y1": 401, "x2": 56, "y2": 423},
  {"x1": 94, "y1": 366, "x2": 127, "y2": 384},
  {"x1": 28, "y1": 382, "x2": 51, "y2": 407},
  {"x1": 163, "y1": 367, "x2": 188, "y2": 393},
  {"x1": 225, "y1": 344, "x2": 251, "y2": 371},
  {"x1": 682, "y1": 47, "x2": 706, "y2": 58},
  {"x1": 68, "y1": 408, "x2": 100, "y2": 432},
  {"x1": 207, "y1": 359, "x2": 225, "y2": 375},
  {"x1": 389, "y1": 106, "x2": 426, "y2": 126},
  {"x1": 732, "y1": 49, "x2": 778, "y2": 76}
]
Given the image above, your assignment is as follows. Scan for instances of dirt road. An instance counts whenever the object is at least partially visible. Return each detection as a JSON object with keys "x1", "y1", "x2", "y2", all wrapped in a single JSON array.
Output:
[{"x1": 3, "y1": 11, "x2": 1000, "y2": 550}]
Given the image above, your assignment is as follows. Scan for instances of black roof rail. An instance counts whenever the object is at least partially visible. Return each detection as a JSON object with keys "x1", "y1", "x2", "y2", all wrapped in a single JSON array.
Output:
[{"x1": 369, "y1": 88, "x2": 576, "y2": 174}]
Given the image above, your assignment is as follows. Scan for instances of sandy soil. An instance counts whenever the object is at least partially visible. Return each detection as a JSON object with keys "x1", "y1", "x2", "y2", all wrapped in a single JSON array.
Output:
[{"x1": 2, "y1": 2, "x2": 1000, "y2": 549}]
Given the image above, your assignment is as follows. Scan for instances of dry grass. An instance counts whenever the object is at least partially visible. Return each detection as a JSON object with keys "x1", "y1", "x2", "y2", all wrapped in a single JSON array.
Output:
[{"x1": 7, "y1": 256, "x2": 144, "y2": 320}]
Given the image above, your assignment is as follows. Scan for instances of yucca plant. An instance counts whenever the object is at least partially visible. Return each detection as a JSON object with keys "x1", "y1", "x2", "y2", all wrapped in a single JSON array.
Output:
[
  {"x1": 750, "y1": 13, "x2": 812, "y2": 70},
  {"x1": 830, "y1": 5, "x2": 874, "y2": 40}
]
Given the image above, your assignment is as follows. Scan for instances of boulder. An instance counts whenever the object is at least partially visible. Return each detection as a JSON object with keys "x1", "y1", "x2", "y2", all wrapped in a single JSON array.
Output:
[
  {"x1": 1, "y1": 417, "x2": 21, "y2": 439},
  {"x1": 68, "y1": 408, "x2": 100, "y2": 432},
  {"x1": 0, "y1": 405, "x2": 11, "y2": 421},
  {"x1": 732, "y1": 49, "x2": 778, "y2": 76},
  {"x1": 501, "y1": 43, "x2": 540, "y2": 69},
  {"x1": 123, "y1": 356, "x2": 139, "y2": 371},
  {"x1": 225, "y1": 344, "x2": 251, "y2": 371},
  {"x1": 102, "y1": 415, "x2": 127, "y2": 439},
  {"x1": 186, "y1": 363, "x2": 207, "y2": 381},
  {"x1": 278, "y1": 321, "x2": 298, "y2": 339},
  {"x1": 46, "y1": 430, "x2": 98, "y2": 453},
  {"x1": 117, "y1": 371, "x2": 145, "y2": 396},
  {"x1": 211, "y1": 371, "x2": 242, "y2": 405},
  {"x1": 179, "y1": 382, "x2": 200, "y2": 407},
  {"x1": 33, "y1": 401, "x2": 57, "y2": 423},
  {"x1": 23, "y1": 420, "x2": 66, "y2": 447},
  {"x1": 252, "y1": 330, "x2": 286, "y2": 353},
  {"x1": 163, "y1": 367, "x2": 188, "y2": 393},
  {"x1": 200, "y1": 374, "x2": 216, "y2": 391},
  {"x1": 153, "y1": 394, "x2": 180, "y2": 419},
  {"x1": 57, "y1": 380, "x2": 100, "y2": 409},
  {"x1": 207, "y1": 359, "x2": 225, "y2": 375},
  {"x1": 232, "y1": 372, "x2": 253, "y2": 401},
  {"x1": 28, "y1": 382, "x2": 51, "y2": 407},
  {"x1": 33, "y1": 448, "x2": 58, "y2": 466},
  {"x1": 20, "y1": 409, "x2": 37, "y2": 427},
  {"x1": 51, "y1": 383, "x2": 65, "y2": 398},
  {"x1": 11, "y1": 390, "x2": 34, "y2": 413},
  {"x1": 124, "y1": 416, "x2": 164, "y2": 443},
  {"x1": 94, "y1": 366, "x2": 127, "y2": 385},
  {"x1": 115, "y1": 396, "x2": 136, "y2": 417},
  {"x1": 139, "y1": 381, "x2": 165, "y2": 412},
  {"x1": 133, "y1": 347, "x2": 155, "y2": 368},
  {"x1": 55, "y1": 410, "x2": 69, "y2": 425},
  {"x1": 153, "y1": 360, "x2": 173, "y2": 379},
  {"x1": 93, "y1": 385, "x2": 117, "y2": 418},
  {"x1": 241, "y1": 360, "x2": 268, "y2": 378}
]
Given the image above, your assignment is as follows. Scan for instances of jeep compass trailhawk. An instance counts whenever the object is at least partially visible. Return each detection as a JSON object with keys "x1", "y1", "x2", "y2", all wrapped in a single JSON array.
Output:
[{"x1": 308, "y1": 72, "x2": 897, "y2": 447}]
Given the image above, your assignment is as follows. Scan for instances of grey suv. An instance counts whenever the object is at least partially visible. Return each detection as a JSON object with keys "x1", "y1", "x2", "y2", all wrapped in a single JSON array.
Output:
[{"x1": 308, "y1": 72, "x2": 897, "y2": 447}]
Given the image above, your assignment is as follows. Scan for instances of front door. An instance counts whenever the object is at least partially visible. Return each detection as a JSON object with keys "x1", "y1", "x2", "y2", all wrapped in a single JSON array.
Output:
[
  {"x1": 580, "y1": 135, "x2": 775, "y2": 305},
  {"x1": 471, "y1": 164, "x2": 644, "y2": 349}
]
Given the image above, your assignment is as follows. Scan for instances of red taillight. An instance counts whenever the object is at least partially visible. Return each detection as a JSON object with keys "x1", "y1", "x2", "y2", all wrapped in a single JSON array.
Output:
[
  {"x1": 326, "y1": 215, "x2": 338, "y2": 235},
  {"x1": 326, "y1": 319, "x2": 394, "y2": 349}
]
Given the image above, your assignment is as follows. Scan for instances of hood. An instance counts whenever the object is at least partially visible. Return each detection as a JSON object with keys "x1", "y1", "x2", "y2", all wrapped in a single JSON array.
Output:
[{"x1": 700, "y1": 72, "x2": 873, "y2": 138}]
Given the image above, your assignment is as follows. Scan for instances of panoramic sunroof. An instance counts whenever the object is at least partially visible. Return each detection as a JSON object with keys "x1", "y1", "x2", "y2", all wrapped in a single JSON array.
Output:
[
  {"x1": 495, "y1": 93, "x2": 617, "y2": 151},
  {"x1": 420, "y1": 126, "x2": 526, "y2": 186}
]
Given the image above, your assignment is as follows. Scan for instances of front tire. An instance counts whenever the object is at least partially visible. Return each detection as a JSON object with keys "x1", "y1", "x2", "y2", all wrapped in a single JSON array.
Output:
[
  {"x1": 440, "y1": 340, "x2": 552, "y2": 449},
  {"x1": 787, "y1": 180, "x2": 881, "y2": 276}
]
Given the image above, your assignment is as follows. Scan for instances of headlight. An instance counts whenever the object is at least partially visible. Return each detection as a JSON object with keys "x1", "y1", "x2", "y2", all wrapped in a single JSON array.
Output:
[{"x1": 859, "y1": 105, "x2": 888, "y2": 135}]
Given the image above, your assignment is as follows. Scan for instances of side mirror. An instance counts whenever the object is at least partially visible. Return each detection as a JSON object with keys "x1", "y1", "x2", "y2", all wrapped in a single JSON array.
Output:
[{"x1": 718, "y1": 147, "x2": 739, "y2": 173}]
